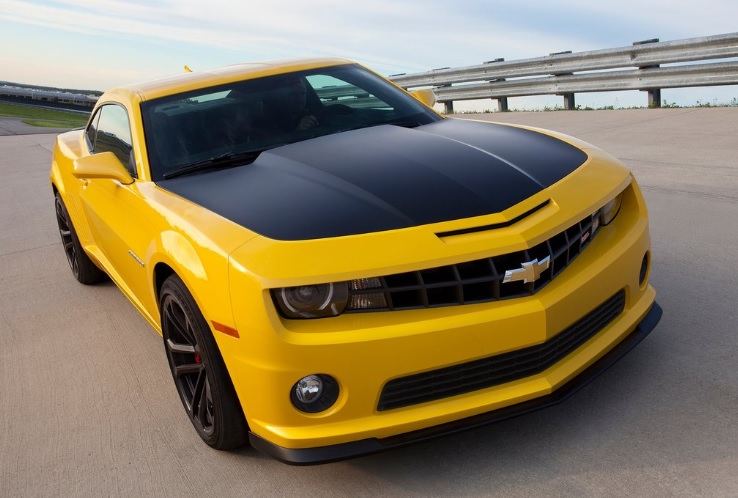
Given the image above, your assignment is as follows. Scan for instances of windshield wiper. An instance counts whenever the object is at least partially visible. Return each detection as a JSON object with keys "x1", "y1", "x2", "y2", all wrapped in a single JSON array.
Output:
[
  {"x1": 162, "y1": 150, "x2": 265, "y2": 180},
  {"x1": 390, "y1": 120, "x2": 422, "y2": 128}
]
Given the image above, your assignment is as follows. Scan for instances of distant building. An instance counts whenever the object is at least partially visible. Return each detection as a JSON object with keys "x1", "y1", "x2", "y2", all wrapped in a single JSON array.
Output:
[{"x1": 0, "y1": 85, "x2": 98, "y2": 111}]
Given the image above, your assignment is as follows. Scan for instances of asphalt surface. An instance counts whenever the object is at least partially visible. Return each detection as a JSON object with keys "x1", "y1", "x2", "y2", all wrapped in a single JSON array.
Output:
[
  {"x1": 0, "y1": 116, "x2": 73, "y2": 136},
  {"x1": 1, "y1": 108, "x2": 737, "y2": 496}
]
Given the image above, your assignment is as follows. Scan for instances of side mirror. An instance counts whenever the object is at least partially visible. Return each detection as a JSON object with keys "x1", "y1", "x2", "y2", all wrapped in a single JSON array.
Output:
[
  {"x1": 73, "y1": 152, "x2": 134, "y2": 185},
  {"x1": 410, "y1": 88, "x2": 437, "y2": 108}
]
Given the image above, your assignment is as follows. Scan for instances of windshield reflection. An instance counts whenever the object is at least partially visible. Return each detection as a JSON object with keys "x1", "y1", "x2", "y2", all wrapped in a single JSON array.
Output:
[{"x1": 142, "y1": 64, "x2": 441, "y2": 181}]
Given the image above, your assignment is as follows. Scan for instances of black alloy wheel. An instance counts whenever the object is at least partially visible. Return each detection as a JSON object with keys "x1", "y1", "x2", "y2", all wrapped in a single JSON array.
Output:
[
  {"x1": 160, "y1": 275, "x2": 248, "y2": 450},
  {"x1": 54, "y1": 193, "x2": 105, "y2": 284}
]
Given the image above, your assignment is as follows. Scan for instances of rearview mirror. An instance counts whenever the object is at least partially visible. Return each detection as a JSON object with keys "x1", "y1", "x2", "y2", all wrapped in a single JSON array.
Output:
[
  {"x1": 73, "y1": 152, "x2": 134, "y2": 185},
  {"x1": 410, "y1": 89, "x2": 437, "y2": 108}
]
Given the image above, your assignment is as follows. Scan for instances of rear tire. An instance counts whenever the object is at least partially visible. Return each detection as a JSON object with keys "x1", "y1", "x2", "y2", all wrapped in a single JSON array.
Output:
[
  {"x1": 54, "y1": 193, "x2": 106, "y2": 285},
  {"x1": 160, "y1": 274, "x2": 249, "y2": 450}
]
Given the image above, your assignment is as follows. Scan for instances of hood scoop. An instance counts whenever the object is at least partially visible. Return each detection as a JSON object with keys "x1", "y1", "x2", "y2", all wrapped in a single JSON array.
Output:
[{"x1": 435, "y1": 199, "x2": 550, "y2": 238}]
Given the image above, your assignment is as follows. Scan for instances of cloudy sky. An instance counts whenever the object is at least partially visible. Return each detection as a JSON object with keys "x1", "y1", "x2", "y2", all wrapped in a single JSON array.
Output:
[{"x1": 1, "y1": 0, "x2": 737, "y2": 109}]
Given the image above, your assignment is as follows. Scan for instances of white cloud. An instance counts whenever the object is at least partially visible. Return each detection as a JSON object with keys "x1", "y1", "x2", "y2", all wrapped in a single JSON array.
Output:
[
  {"x1": 554, "y1": 0, "x2": 738, "y2": 35},
  {"x1": 1, "y1": 0, "x2": 735, "y2": 106}
]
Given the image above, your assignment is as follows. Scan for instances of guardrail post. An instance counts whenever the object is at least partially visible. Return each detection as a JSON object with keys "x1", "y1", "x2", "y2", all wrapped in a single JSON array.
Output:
[
  {"x1": 550, "y1": 51, "x2": 576, "y2": 110},
  {"x1": 484, "y1": 58, "x2": 509, "y2": 112},
  {"x1": 647, "y1": 88, "x2": 662, "y2": 108},
  {"x1": 634, "y1": 39, "x2": 662, "y2": 107},
  {"x1": 562, "y1": 93, "x2": 576, "y2": 110},
  {"x1": 429, "y1": 66, "x2": 456, "y2": 113}
]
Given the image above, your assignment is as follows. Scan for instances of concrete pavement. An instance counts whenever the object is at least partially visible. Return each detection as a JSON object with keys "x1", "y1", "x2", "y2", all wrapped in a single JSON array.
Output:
[
  {"x1": 0, "y1": 116, "x2": 73, "y2": 136},
  {"x1": 1, "y1": 109, "x2": 737, "y2": 496}
]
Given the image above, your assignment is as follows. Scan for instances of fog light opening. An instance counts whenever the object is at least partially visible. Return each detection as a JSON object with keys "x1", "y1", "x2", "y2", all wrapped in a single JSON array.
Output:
[
  {"x1": 639, "y1": 252, "x2": 650, "y2": 287},
  {"x1": 291, "y1": 374, "x2": 339, "y2": 413}
]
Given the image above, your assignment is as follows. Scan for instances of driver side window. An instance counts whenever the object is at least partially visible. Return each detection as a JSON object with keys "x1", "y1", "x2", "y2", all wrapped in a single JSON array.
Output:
[{"x1": 86, "y1": 104, "x2": 137, "y2": 178}]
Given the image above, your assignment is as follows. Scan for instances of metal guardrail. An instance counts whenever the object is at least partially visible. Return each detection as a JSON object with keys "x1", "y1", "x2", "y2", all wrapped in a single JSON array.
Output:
[
  {"x1": 314, "y1": 86, "x2": 386, "y2": 109},
  {"x1": 388, "y1": 33, "x2": 738, "y2": 112}
]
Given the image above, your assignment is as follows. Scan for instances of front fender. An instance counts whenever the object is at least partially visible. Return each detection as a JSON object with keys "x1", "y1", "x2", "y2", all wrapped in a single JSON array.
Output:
[{"x1": 146, "y1": 229, "x2": 235, "y2": 337}]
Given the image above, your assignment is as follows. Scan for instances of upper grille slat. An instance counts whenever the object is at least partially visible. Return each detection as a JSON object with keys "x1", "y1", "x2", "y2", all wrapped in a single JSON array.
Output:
[{"x1": 348, "y1": 211, "x2": 600, "y2": 313}]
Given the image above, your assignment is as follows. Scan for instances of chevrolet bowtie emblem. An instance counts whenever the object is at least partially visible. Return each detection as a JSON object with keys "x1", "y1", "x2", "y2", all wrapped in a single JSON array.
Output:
[{"x1": 503, "y1": 256, "x2": 551, "y2": 284}]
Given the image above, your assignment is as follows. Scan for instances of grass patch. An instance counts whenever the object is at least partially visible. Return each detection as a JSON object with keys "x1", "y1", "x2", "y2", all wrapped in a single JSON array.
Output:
[
  {"x1": 22, "y1": 119, "x2": 85, "y2": 128},
  {"x1": 0, "y1": 102, "x2": 89, "y2": 128}
]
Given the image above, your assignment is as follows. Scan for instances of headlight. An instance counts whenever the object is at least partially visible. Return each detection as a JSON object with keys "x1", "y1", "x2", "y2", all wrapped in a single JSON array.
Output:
[
  {"x1": 273, "y1": 278, "x2": 389, "y2": 319},
  {"x1": 599, "y1": 193, "x2": 623, "y2": 226},
  {"x1": 272, "y1": 283, "x2": 349, "y2": 319}
]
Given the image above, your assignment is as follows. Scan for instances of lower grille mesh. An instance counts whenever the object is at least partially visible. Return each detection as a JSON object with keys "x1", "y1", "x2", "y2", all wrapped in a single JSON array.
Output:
[{"x1": 377, "y1": 290, "x2": 626, "y2": 411}]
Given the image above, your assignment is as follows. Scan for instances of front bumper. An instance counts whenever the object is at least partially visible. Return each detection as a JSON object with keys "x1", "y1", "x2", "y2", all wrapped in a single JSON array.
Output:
[{"x1": 250, "y1": 301, "x2": 662, "y2": 465}]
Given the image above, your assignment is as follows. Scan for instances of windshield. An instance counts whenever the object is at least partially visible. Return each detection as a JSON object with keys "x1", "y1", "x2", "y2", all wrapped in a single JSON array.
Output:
[{"x1": 141, "y1": 64, "x2": 441, "y2": 181}]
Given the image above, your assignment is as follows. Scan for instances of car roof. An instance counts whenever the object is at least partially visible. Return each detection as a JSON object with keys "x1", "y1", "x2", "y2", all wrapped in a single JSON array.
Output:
[{"x1": 100, "y1": 57, "x2": 355, "y2": 104}]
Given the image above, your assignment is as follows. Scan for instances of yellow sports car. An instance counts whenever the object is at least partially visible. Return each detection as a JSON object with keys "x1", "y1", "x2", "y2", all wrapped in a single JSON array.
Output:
[{"x1": 50, "y1": 57, "x2": 661, "y2": 464}]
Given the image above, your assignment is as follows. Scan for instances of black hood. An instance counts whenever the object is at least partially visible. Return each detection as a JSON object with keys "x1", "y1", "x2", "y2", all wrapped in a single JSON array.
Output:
[{"x1": 158, "y1": 119, "x2": 587, "y2": 240}]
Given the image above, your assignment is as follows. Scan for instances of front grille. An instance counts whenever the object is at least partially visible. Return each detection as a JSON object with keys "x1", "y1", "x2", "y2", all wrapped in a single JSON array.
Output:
[
  {"x1": 377, "y1": 290, "x2": 625, "y2": 411},
  {"x1": 347, "y1": 211, "x2": 600, "y2": 313}
]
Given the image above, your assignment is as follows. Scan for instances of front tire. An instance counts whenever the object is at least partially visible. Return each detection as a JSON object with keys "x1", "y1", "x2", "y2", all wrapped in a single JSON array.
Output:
[
  {"x1": 54, "y1": 193, "x2": 105, "y2": 284},
  {"x1": 160, "y1": 274, "x2": 249, "y2": 450}
]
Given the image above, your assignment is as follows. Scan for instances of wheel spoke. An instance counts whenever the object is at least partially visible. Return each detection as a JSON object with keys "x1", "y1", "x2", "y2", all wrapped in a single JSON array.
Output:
[
  {"x1": 56, "y1": 205, "x2": 69, "y2": 230},
  {"x1": 191, "y1": 369, "x2": 207, "y2": 423},
  {"x1": 164, "y1": 302, "x2": 195, "y2": 345},
  {"x1": 166, "y1": 338, "x2": 195, "y2": 355},
  {"x1": 202, "y1": 376, "x2": 215, "y2": 430},
  {"x1": 164, "y1": 303, "x2": 185, "y2": 333},
  {"x1": 173, "y1": 362, "x2": 201, "y2": 378},
  {"x1": 197, "y1": 374, "x2": 210, "y2": 425},
  {"x1": 54, "y1": 200, "x2": 79, "y2": 274}
]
